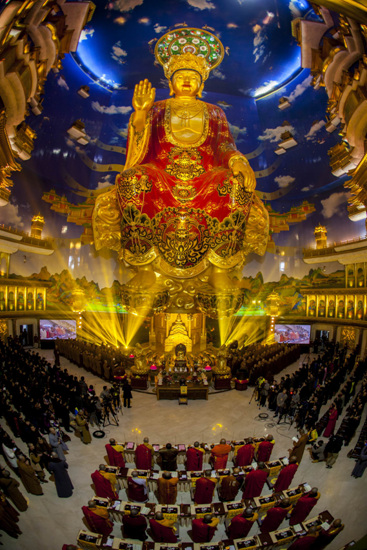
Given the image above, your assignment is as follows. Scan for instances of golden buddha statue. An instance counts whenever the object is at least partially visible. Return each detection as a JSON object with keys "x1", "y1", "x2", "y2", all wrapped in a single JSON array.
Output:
[{"x1": 93, "y1": 28, "x2": 268, "y2": 304}]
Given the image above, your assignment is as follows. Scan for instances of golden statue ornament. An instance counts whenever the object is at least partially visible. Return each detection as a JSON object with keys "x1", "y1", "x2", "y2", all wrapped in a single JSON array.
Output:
[{"x1": 93, "y1": 28, "x2": 269, "y2": 315}]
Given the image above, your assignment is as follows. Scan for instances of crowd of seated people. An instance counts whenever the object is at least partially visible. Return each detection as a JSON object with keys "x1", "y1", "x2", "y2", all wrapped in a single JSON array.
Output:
[{"x1": 74, "y1": 434, "x2": 345, "y2": 550}]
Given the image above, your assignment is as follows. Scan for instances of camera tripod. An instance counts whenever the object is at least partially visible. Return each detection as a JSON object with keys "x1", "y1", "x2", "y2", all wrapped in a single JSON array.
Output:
[{"x1": 102, "y1": 402, "x2": 119, "y2": 427}]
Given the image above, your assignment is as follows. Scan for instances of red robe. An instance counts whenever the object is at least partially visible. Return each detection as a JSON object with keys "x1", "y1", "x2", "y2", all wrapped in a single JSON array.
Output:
[
  {"x1": 273, "y1": 463, "x2": 298, "y2": 492},
  {"x1": 210, "y1": 443, "x2": 232, "y2": 470},
  {"x1": 192, "y1": 518, "x2": 218, "y2": 542},
  {"x1": 236, "y1": 444, "x2": 255, "y2": 466},
  {"x1": 186, "y1": 447, "x2": 204, "y2": 471},
  {"x1": 288, "y1": 534, "x2": 318, "y2": 550},
  {"x1": 122, "y1": 514, "x2": 147, "y2": 540},
  {"x1": 289, "y1": 494, "x2": 319, "y2": 526},
  {"x1": 260, "y1": 506, "x2": 289, "y2": 533},
  {"x1": 81, "y1": 506, "x2": 113, "y2": 536},
  {"x1": 149, "y1": 519, "x2": 177, "y2": 543},
  {"x1": 229, "y1": 515, "x2": 258, "y2": 539},
  {"x1": 242, "y1": 469, "x2": 268, "y2": 499},
  {"x1": 323, "y1": 408, "x2": 338, "y2": 437},
  {"x1": 219, "y1": 475, "x2": 240, "y2": 501},
  {"x1": 105, "y1": 444, "x2": 125, "y2": 468},
  {"x1": 127, "y1": 477, "x2": 148, "y2": 502},
  {"x1": 91, "y1": 470, "x2": 118, "y2": 500},
  {"x1": 135, "y1": 444, "x2": 152, "y2": 469},
  {"x1": 194, "y1": 477, "x2": 216, "y2": 504},
  {"x1": 116, "y1": 100, "x2": 262, "y2": 271},
  {"x1": 257, "y1": 441, "x2": 274, "y2": 462}
]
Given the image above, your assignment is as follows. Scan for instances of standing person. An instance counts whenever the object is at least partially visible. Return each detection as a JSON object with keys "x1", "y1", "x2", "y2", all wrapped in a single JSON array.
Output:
[
  {"x1": 28, "y1": 443, "x2": 47, "y2": 483},
  {"x1": 218, "y1": 468, "x2": 241, "y2": 501},
  {"x1": 272, "y1": 456, "x2": 298, "y2": 492},
  {"x1": 192, "y1": 514, "x2": 219, "y2": 543},
  {"x1": 242, "y1": 462, "x2": 268, "y2": 499},
  {"x1": 227, "y1": 507, "x2": 259, "y2": 539},
  {"x1": 323, "y1": 403, "x2": 338, "y2": 437},
  {"x1": 49, "y1": 427, "x2": 66, "y2": 460},
  {"x1": 235, "y1": 438, "x2": 255, "y2": 467},
  {"x1": 210, "y1": 439, "x2": 232, "y2": 469},
  {"x1": 149, "y1": 512, "x2": 177, "y2": 543},
  {"x1": 0, "y1": 469, "x2": 28, "y2": 512},
  {"x1": 0, "y1": 493, "x2": 22, "y2": 538},
  {"x1": 186, "y1": 441, "x2": 205, "y2": 471},
  {"x1": 105, "y1": 439, "x2": 125, "y2": 467},
  {"x1": 48, "y1": 452, "x2": 74, "y2": 498},
  {"x1": 127, "y1": 471, "x2": 148, "y2": 502},
  {"x1": 259, "y1": 380, "x2": 270, "y2": 407},
  {"x1": 82, "y1": 500, "x2": 114, "y2": 536},
  {"x1": 288, "y1": 429, "x2": 309, "y2": 464},
  {"x1": 158, "y1": 443, "x2": 178, "y2": 471},
  {"x1": 260, "y1": 498, "x2": 292, "y2": 533},
  {"x1": 256, "y1": 435, "x2": 274, "y2": 462},
  {"x1": 123, "y1": 379, "x2": 133, "y2": 408},
  {"x1": 135, "y1": 438, "x2": 153, "y2": 469},
  {"x1": 16, "y1": 454, "x2": 43, "y2": 495},
  {"x1": 351, "y1": 440, "x2": 367, "y2": 478},
  {"x1": 157, "y1": 471, "x2": 178, "y2": 504},
  {"x1": 324, "y1": 433, "x2": 343, "y2": 469},
  {"x1": 274, "y1": 389, "x2": 288, "y2": 417},
  {"x1": 122, "y1": 508, "x2": 147, "y2": 540},
  {"x1": 194, "y1": 470, "x2": 217, "y2": 504},
  {"x1": 289, "y1": 488, "x2": 320, "y2": 526}
]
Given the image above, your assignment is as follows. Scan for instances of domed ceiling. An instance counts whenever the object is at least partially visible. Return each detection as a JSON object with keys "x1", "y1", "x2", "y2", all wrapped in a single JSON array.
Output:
[{"x1": 2, "y1": 0, "x2": 365, "y2": 274}]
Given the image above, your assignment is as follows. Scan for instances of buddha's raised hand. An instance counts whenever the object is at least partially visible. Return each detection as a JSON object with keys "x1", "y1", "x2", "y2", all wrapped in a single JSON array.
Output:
[{"x1": 132, "y1": 79, "x2": 156, "y2": 113}]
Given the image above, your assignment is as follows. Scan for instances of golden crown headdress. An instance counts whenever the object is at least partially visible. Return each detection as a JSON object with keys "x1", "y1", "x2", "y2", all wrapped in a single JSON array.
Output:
[{"x1": 155, "y1": 27, "x2": 224, "y2": 82}]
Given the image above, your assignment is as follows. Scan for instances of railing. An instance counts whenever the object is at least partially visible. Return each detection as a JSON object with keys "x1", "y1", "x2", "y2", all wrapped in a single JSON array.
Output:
[
  {"x1": 0, "y1": 224, "x2": 54, "y2": 248},
  {"x1": 303, "y1": 234, "x2": 367, "y2": 258}
]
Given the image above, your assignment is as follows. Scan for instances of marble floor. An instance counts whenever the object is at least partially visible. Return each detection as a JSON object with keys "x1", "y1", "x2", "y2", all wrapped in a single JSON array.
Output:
[{"x1": 0, "y1": 350, "x2": 366, "y2": 550}]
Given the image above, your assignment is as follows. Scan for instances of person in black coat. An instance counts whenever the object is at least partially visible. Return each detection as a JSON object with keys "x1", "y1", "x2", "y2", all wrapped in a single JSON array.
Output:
[
  {"x1": 123, "y1": 380, "x2": 133, "y2": 408},
  {"x1": 48, "y1": 452, "x2": 73, "y2": 497}
]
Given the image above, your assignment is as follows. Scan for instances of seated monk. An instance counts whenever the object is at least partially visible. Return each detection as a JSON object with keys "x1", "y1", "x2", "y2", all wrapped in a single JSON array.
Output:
[
  {"x1": 192, "y1": 513, "x2": 219, "y2": 543},
  {"x1": 157, "y1": 471, "x2": 178, "y2": 504},
  {"x1": 260, "y1": 498, "x2": 292, "y2": 534},
  {"x1": 242, "y1": 462, "x2": 268, "y2": 499},
  {"x1": 314, "y1": 519, "x2": 344, "y2": 549},
  {"x1": 235, "y1": 439, "x2": 255, "y2": 467},
  {"x1": 256, "y1": 435, "x2": 274, "y2": 463},
  {"x1": 105, "y1": 439, "x2": 125, "y2": 468},
  {"x1": 288, "y1": 526, "x2": 319, "y2": 549},
  {"x1": 218, "y1": 467, "x2": 241, "y2": 501},
  {"x1": 210, "y1": 439, "x2": 232, "y2": 470},
  {"x1": 127, "y1": 471, "x2": 148, "y2": 502},
  {"x1": 227, "y1": 507, "x2": 258, "y2": 539},
  {"x1": 82, "y1": 500, "x2": 113, "y2": 536},
  {"x1": 122, "y1": 508, "x2": 147, "y2": 541},
  {"x1": 289, "y1": 487, "x2": 320, "y2": 526},
  {"x1": 91, "y1": 465, "x2": 118, "y2": 499},
  {"x1": 193, "y1": 470, "x2": 217, "y2": 504},
  {"x1": 135, "y1": 437, "x2": 153, "y2": 469},
  {"x1": 149, "y1": 512, "x2": 177, "y2": 543},
  {"x1": 272, "y1": 456, "x2": 298, "y2": 493},
  {"x1": 186, "y1": 441, "x2": 205, "y2": 471}
]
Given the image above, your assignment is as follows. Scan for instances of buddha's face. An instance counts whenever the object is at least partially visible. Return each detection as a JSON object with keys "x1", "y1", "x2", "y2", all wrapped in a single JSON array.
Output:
[{"x1": 170, "y1": 69, "x2": 203, "y2": 98}]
